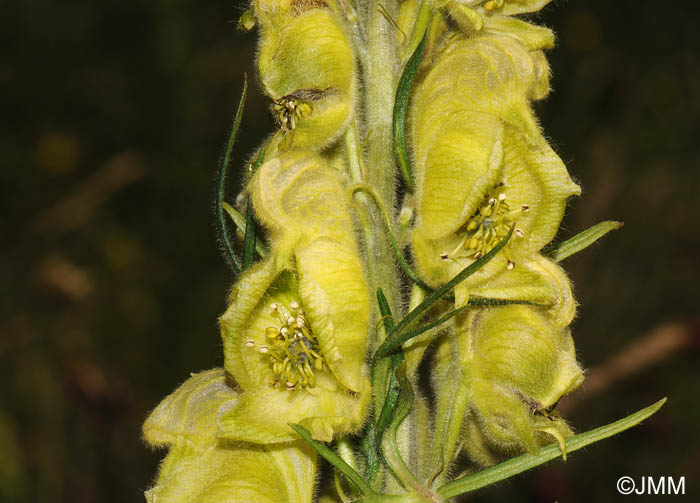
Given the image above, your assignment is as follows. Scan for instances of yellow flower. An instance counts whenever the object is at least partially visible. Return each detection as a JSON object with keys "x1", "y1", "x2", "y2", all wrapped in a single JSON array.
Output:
[
  {"x1": 410, "y1": 35, "x2": 579, "y2": 304},
  {"x1": 255, "y1": 0, "x2": 356, "y2": 150},
  {"x1": 218, "y1": 151, "x2": 371, "y2": 443},
  {"x1": 143, "y1": 369, "x2": 316, "y2": 502},
  {"x1": 440, "y1": 306, "x2": 583, "y2": 465},
  {"x1": 436, "y1": 0, "x2": 555, "y2": 33},
  {"x1": 477, "y1": 0, "x2": 553, "y2": 15}
]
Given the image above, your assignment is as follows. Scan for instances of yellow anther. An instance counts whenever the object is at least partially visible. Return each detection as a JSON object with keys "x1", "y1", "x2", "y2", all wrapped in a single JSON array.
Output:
[
  {"x1": 261, "y1": 300, "x2": 328, "y2": 391},
  {"x1": 484, "y1": 0, "x2": 504, "y2": 11},
  {"x1": 272, "y1": 96, "x2": 313, "y2": 133},
  {"x1": 443, "y1": 184, "x2": 528, "y2": 262}
]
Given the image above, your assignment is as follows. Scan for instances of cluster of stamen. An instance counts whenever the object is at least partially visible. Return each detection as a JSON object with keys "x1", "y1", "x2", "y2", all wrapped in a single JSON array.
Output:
[
  {"x1": 246, "y1": 301, "x2": 327, "y2": 390},
  {"x1": 440, "y1": 183, "x2": 529, "y2": 268},
  {"x1": 272, "y1": 96, "x2": 312, "y2": 132}
]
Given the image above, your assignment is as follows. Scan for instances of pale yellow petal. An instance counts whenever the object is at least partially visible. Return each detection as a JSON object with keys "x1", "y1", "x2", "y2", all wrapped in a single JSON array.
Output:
[
  {"x1": 143, "y1": 369, "x2": 236, "y2": 448},
  {"x1": 296, "y1": 237, "x2": 370, "y2": 392},
  {"x1": 217, "y1": 382, "x2": 370, "y2": 443},
  {"x1": 220, "y1": 258, "x2": 280, "y2": 390}
]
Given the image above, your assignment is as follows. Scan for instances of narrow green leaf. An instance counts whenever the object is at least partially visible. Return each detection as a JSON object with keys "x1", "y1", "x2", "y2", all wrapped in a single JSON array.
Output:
[
  {"x1": 377, "y1": 287, "x2": 396, "y2": 333},
  {"x1": 375, "y1": 370, "x2": 402, "y2": 454},
  {"x1": 547, "y1": 220, "x2": 623, "y2": 262},
  {"x1": 387, "y1": 365, "x2": 413, "y2": 445},
  {"x1": 393, "y1": 20, "x2": 429, "y2": 189},
  {"x1": 395, "y1": 304, "x2": 470, "y2": 345},
  {"x1": 289, "y1": 423, "x2": 378, "y2": 496},
  {"x1": 375, "y1": 226, "x2": 513, "y2": 358},
  {"x1": 222, "y1": 202, "x2": 267, "y2": 258},
  {"x1": 379, "y1": 364, "x2": 431, "y2": 495},
  {"x1": 242, "y1": 199, "x2": 257, "y2": 270},
  {"x1": 360, "y1": 421, "x2": 381, "y2": 482},
  {"x1": 468, "y1": 296, "x2": 544, "y2": 307},
  {"x1": 437, "y1": 398, "x2": 667, "y2": 500},
  {"x1": 242, "y1": 149, "x2": 265, "y2": 271},
  {"x1": 215, "y1": 75, "x2": 248, "y2": 273},
  {"x1": 373, "y1": 289, "x2": 405, "y2": 455}
]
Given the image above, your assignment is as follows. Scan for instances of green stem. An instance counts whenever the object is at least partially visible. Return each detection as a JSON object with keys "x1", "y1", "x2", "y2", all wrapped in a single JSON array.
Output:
[
  {"x1": 437, "y1": 398, "x2": 667, "y2": 500},
  {"x1": 364, "y1": 0, "x2": 400, "y2": 318}
]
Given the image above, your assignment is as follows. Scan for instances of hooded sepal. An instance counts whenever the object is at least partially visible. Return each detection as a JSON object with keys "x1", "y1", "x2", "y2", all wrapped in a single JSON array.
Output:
[
  {"x1": 411, "y1": 123, "x2": 579, "y2": 292},
  {"x1": 449, "y1": 305, "x2": 583, "y2": 463},
  {"x1": 250, "y1": 150, "x2": 358, "y2": 251},
  {"x1": 256, "y1": 1, "x2": 356, "y2": 150}
]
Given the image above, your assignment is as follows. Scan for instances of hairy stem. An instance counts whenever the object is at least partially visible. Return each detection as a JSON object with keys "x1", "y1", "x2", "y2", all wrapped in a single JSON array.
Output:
[{"x1": 362, "y1": 0, "x2": 400, "y2": 319}]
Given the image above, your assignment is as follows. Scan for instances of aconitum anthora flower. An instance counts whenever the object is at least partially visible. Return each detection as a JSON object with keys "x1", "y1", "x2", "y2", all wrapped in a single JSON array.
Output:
[
  {"x1": 434, "y1": 305, "x2": 583, "y2": 466},
  {"x1": 218, "y1": 151, "x2": 371, "y2": 443},
  {"x1": 411, "y1": 34, "x2": 580, "y2": 305},
  {"x1": 143, "y1": 0, "x2": 667, "y2": 499},
  {"x1": 143, "y1": 369, "x2": 316, "y2": 502},
  {"x1": 254, "y1": 0, "x2": 356, "y2": 150}
]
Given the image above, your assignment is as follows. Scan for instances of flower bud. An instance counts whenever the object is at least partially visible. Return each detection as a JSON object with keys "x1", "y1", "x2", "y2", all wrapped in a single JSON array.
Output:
[
  {"x1": 255, "y1": 0, "x2": 356, "y2": 150},
  {"x1": 452, "y1": 306, "x2": 583, "y2": 464}
]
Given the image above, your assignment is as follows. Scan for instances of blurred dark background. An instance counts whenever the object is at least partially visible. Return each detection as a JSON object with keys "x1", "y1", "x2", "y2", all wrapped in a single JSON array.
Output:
[{"x1": 1, "y1": 1, "x2": 698, "y2": 501}]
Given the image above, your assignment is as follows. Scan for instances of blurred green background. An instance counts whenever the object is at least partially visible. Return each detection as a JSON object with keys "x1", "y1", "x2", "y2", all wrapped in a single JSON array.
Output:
[{"x1": 1, "y1": 1, "x2": 698, "y2": 501}]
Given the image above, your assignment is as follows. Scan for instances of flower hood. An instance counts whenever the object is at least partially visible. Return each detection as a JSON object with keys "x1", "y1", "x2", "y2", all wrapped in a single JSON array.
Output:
[
  {"x1": 218, "y1": 151, "x2": 371, "y2": 443},
  {"x1": 410, "y1": 35, "x2": 579, "y2": 299}
]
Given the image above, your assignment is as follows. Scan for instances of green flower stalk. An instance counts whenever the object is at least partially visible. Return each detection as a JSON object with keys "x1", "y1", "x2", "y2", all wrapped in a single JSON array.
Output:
[{"x1": 143, "y1": 0, "x2": 665, "y2": 501}]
